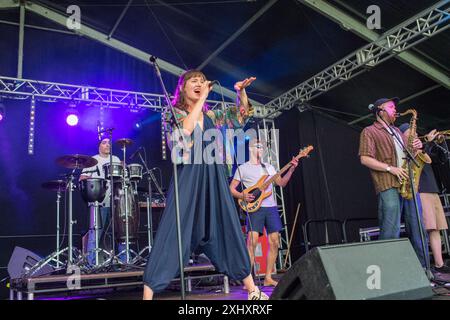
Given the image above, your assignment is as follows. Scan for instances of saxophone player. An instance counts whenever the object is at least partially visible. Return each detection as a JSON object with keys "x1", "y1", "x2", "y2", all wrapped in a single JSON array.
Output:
[
  {"x1": 401, "y1": 125, "x2": 450, "y2": 274},
  {"x1": 359, "y1": 98, "x2": 428, "y2": 268}
]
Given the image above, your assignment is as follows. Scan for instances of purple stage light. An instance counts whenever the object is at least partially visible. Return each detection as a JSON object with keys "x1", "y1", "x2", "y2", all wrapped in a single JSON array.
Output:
[
  {"x1": 66, "y1": 114, "x2": 79, "y2": 126},
  {"x1": 0, "y1": 113, "x2": 3, "y2": 122}
]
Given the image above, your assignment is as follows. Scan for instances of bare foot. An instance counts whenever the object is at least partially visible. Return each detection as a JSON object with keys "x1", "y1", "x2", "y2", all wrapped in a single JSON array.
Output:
[{"x1": 263, "y1": 278, "x2": 278, "y2": 287}]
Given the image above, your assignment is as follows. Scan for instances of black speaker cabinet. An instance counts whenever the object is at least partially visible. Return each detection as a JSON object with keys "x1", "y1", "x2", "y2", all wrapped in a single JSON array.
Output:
[
  {"x1": 271, "y1": 239, "x2": 433, "y2": 300},
  {"x1": 7, "y1": 246, "x2": 53, "y2": 279}
]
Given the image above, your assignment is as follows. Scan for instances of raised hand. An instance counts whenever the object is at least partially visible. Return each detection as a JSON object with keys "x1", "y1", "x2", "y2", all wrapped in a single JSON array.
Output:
[
  {"x1": 234, "y1": 77, "x2": 256, "y2": 91},
  {"x1": 199, "y1": 80, "x2": 212, "y2": 101},
  {"x1": 426, "y1": 129, "x2": 439, "y2": 142}
]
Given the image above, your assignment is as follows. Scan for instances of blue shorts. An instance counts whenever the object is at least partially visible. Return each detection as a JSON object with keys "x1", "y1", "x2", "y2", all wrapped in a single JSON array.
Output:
[{"x1": 245, "y1": 206, "x2": 282, "y2": 236}]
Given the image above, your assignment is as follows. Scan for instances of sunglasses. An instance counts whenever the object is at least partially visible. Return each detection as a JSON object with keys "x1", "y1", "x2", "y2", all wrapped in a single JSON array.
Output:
[{"x1": 251, "y1": 144, "x2": 264, "y2": 149}]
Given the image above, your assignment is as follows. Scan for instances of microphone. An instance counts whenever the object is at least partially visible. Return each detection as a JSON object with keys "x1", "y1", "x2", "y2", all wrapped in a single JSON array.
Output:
[
  {"x1": 129, "y1": 146, "x2": 144, "y2": 160},
  {"x1": 368, "y1": 104, "x2": 378, "y2": 113}
]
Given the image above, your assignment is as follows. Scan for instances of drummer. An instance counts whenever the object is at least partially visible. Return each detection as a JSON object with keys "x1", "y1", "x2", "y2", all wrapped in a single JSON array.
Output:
[{"x1": 80, "y1": 137, "x2": 121, "y2": 264}]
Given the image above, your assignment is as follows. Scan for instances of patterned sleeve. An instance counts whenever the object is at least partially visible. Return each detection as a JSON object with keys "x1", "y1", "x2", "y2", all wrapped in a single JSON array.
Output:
[
  {"x1": 164, "y1": 107, "x2": 189, "y2": 150},
  {"x1": 206, "y1": 102, "x2": 254, "y2": 129},
  {"x1": 359, "y1": 128, "x2": 376, "y2": 158}
]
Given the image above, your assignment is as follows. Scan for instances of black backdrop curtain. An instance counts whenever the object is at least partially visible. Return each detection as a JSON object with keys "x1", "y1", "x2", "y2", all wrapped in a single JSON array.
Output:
[{"x1": 276, "y1": 108, "x2": 379, "y2": 261}]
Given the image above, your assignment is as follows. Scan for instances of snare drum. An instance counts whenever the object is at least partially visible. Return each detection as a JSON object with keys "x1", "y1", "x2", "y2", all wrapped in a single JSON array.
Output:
[
  {"x1": 127, "y1": 163, "x2": 143, "y2": 181},
  {"x1": 79, "y1": 178, "x2": 108, "y2": 203},
  {"x1": 103, "y1": 162, "x2": 124, "y2": 180}
]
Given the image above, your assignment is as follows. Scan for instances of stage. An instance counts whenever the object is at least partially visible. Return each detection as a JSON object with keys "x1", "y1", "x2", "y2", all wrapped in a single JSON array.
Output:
[
  {"x1": 1, "y1": 0, "x2": 450, "y2": 303},
  {"x1": 9, "y1": 278, "x2": 450, "y2": 301}
]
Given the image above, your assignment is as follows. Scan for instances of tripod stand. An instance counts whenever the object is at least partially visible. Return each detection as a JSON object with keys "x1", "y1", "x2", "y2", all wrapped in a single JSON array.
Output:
[{"x1": 25, "y1": 166, "x2": 86, "y2": 278}]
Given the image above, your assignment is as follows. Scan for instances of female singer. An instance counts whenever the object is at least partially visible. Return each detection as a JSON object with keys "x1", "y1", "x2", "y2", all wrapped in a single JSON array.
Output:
[{"x1": 143, "y1": 70, "x2": 268, "y2": 300}]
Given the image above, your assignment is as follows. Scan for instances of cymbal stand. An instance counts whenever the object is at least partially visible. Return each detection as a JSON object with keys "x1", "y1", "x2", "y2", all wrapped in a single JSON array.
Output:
[
  {"x1": 67, "y1": 167, "x2": 77, "y2": 266},
  {"x1": 24, "y1": 169, "x2": 82, "y2": 277},
  {"x1": 117, "y1": 143, "x2": 132, "y2": 264},
  {"x1": 55, "y1": 188, "x2": 62, "y2": 268}
]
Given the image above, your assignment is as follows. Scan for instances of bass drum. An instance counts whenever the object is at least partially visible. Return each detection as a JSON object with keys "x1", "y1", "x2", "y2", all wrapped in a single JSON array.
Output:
[{"x1": 113, "y1": 183, "x2": 140, "y2": 241}]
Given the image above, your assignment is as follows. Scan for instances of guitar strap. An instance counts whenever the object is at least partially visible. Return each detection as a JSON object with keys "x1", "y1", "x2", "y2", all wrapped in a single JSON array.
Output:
[{"x1": 260, "y1": 162, "x2": 268, "y2": 174}]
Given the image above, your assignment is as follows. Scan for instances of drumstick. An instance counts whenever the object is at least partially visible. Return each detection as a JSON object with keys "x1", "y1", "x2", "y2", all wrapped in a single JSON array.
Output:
[{"x1": 283, "y1": 202, "x2": 301, "y2": 270}]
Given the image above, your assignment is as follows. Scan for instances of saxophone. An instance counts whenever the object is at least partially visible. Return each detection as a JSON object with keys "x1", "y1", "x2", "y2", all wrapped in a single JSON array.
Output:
[{"x1": 398, "y1": 109, "x2": 432, "y2": 199}]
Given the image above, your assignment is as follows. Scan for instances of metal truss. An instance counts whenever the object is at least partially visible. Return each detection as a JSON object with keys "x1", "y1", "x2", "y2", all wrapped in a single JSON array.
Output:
[
  {"x1": 263, "y1": 0, "x2": 450, "y2": 119},
  {"x1": 0, "y1": 76, "x2": 241, "y2": 112},
  {"x1": 302, "y1": 0, "x2": 450, "y2": 89},
  {"x1": 21, "y1": 0, "x2": 263, "y2": 107},
  {"x1": 257, "y1": 119, "x2": 291, "y2": 270},
  {"x1": 0, "y1": 75, "x2": 270, "y2": 161}
]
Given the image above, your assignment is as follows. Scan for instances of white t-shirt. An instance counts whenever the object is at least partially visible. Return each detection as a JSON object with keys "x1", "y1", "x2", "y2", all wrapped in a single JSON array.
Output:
[
  {"x1": 233, "y1": 162, "x2": 278, "y2": 207},
  {"x1": 81, "y1": 154, "x2": 121, "y2": 207},
  {"x1": 391, "y1": 127, "x2": 406, "y2": 167}
]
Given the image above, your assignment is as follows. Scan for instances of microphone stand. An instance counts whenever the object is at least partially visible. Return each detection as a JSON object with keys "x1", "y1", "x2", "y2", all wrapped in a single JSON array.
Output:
[
  {"x1": 377, "y1": 112, "x2": 432, "y2": 280},
  {"x1": 149, "y1": 56, "x2": 186, "y2": 300}
]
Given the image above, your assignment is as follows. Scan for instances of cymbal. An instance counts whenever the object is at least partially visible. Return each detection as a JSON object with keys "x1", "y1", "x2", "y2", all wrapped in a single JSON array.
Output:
[
  {"x1": 55, "y1": 154, "x2": 98, "y2": 169},
  {"x1": 42, "y1": 180, "x2": 67, "y2": 191},
  {"x1": 115, "y1": 138, "x2": 133, "y2": 147}
]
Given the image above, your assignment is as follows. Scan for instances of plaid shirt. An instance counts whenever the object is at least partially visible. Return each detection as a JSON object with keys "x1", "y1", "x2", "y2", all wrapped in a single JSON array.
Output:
[{"x1": 359, "y1": 121, "x2": 407, "y2": 194}]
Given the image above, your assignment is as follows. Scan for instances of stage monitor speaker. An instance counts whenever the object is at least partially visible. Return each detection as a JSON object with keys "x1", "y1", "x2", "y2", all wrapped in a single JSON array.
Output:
[
  {"x1": 271, "y1": 239, "x2": 433, "y2": 300},
  {"x1": 7, "y1": 246, "x2": 53, "y2": 279}
]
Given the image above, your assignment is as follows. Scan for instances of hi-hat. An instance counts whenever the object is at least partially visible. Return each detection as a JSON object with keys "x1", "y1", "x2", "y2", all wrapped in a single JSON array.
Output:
[
  {"x1": 55, "y1": 154, "x2": 98, "y2": 169},
  {"x1": 116, "y1": 138, "x2": 133, "y2": 147},
  {"x1": 42, "y1": 180, "x2": 67, "y2": 192}
]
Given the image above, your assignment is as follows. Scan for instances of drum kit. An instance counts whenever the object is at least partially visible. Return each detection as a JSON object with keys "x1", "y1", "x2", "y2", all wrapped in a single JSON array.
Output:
[{"x1": 25, "y1": 138, "x2": 160, "y2": 277}]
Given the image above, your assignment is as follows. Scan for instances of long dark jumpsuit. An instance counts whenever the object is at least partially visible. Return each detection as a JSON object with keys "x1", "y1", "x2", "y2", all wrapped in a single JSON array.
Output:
[{"x1": 143, "y1": 113, "x2": 251, "y2": 292}]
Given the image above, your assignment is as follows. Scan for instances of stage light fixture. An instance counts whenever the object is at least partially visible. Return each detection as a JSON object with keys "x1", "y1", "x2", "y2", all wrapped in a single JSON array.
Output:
[
  {"x1": 161, "y1": 112, "x2": 167, "y2": 160},
  {"x1": 65, "y1": 100, "x2": 79, "y2": 126},
  {"x1": 66, "y1": 113, "x2": 79, "y2": 126},
  {"x1": 28, "y1": 96, "x2": 36, "y2": 155},
  {"x1": 0, "y1": 102, "x2": 5, "y2": 122}
]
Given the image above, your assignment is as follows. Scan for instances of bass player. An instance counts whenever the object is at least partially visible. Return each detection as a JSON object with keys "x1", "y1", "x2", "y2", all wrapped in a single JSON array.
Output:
[{"x1": 229, "y1": 138, "x2": 298, "y2": 286}]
